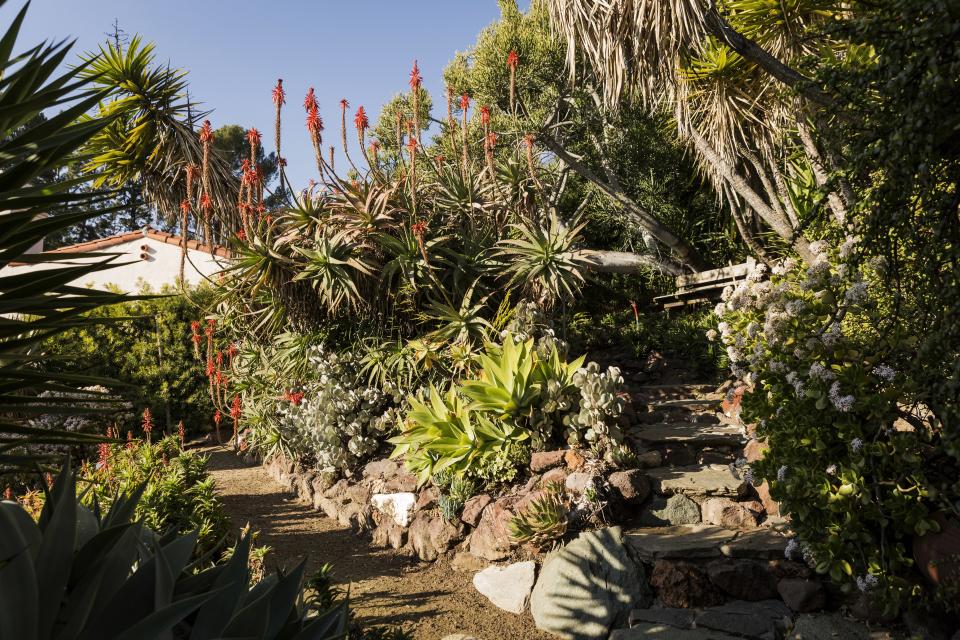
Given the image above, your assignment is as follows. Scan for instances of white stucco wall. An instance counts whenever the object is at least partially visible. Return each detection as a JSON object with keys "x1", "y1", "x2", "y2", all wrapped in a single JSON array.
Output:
[{"x1": 1, "y1": 231, "x2": 228, "y2": 293}]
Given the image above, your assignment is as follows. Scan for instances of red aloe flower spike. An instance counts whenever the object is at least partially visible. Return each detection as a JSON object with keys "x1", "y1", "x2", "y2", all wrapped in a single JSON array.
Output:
[
  {"x1": 409, "y1": 60, "x2": 422, "y2": 90},
  {"x1": 97, "y1": 442, "x2": 110, "y2": 469},
  {"x1": 354, "y1": 106, "x2": 368, "y2": 132},
  {"x1": 507, "y1": 50, "x2": 519, "y2": 111},
  {"x1": 306, "y1": 105, "x2": 324, "y2": 136},
  {"x1": 177, "y1": 421, "x2": 185, "y2": 447},
  {"x1": 340, "y1": 98, "x2": 350, "y2": 110},
  {"x1": 126, "y1": 430, "x2": 134, "y2": 450},
  {"x1": 273, "y1": 79, "x2": 286, "y2": 106},
  {"x1": 230, "y1": 395, "x2": 242, "y2": 420},
  {"x1": 180, "y1": 199, "x2": 191, "y2": 214},
  {"x1": 246, "y1": 128, "x2": 261, "y2": 149},
  {"x1": 460, "y1": 93, "x2": 470, "y2": 111},
  {"x1": 304, "y1": 87, "x2": 317, "y2": 112},
  {"x1": 141, "y1": 408, "x2": 154, "y2": 444},
  {"x1": 200, "y1": 193, "x2": 212, "y2": 211},
  {"x1": 480, "y1": 105, "x2": 491, "y2": 127},
  {"x1": 214, "y1": 410, "x2": 222, "y2": 425},
  {"x1": 198, "y1": 120, "x2": 214, "y2": 143}
]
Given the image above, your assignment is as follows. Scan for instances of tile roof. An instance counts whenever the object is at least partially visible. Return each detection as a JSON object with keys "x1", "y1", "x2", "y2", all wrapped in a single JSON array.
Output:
[{"x1": 47, "y1": 226, "x2": 230, "y2": 258}]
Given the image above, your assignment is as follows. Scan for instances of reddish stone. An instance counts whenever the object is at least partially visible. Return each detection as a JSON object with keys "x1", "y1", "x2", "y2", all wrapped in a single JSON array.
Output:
[
  {"x1": 650, "y1": 560, "x2": 724, "y2": 608},
  {"x1": 460, "y1": 493, "x2": 492, "y2": 527},
  {"x1": 531, "y1": 450, "x2": 566, "y2": 472},
  {"x1": 564, "y1": 449, "x2": 586, "y2": 470},
  {"x1": 755, "y1": 481, "x2": 780, "y2": 516},
  {"x1": 540, "y1": 467, "x2": 569, "y2": 487},
  {"x1": 701, "y1": 498, "x2": 764, "y2": 530},
  {"x1": 409, "y1": 512, "x2": 463, "y2": 562},
  {"x1": 468, "y1": 499, "x2": 516, "y2": 561},
  {"x1": 415, "y1": 487, "x2": 438, "y2": 511},
  {"x1": 743, "y1": 439, "x2": 769, "y2": 463},
  {"x1": 607, "y1": 469, "x2": 652, "y2": 505},
  {"x1": 514, "y1": 490, "x2": 547, "y2": 513}
]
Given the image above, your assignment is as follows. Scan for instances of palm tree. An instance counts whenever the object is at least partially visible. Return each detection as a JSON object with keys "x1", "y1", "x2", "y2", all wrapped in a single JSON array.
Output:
[{"x1": 547, "y1": 0, "x2": 854, "y2": 261}]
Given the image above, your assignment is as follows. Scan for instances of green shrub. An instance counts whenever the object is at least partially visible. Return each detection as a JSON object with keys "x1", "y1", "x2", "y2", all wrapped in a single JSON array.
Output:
[
  {"x1": 715, "y1": 247, "x2": 959, "y2": 616},
  {"x1": 78, "y1": 435, "x2": 230, "y2": 554},
  {"x1": 43, "y1": 285, "x2": 218, "y2": 437}
]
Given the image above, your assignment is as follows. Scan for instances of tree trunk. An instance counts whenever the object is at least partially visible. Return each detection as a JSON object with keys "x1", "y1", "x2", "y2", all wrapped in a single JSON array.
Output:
[
  {"x1": 539, "y1": 132, "x2": 708, "y2": 272},
  {"x1": 578, "y1": 249, "x2": 684, "y2": 276}
]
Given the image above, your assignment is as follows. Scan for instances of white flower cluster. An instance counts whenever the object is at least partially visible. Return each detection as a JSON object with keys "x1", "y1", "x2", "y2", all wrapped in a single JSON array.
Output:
[
  {"x1": 279, "y1": 346, "x2": 395, "y2": 474},
  {"x1": 829, "y1": 381, "x2": 855, "y2": 412},
  {"x1": 872, "y1": 364, "x2": 896, "y2": 382}
]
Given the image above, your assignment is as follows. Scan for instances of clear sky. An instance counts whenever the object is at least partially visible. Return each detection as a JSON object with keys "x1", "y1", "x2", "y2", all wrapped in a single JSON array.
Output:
[{"x1": 3, "y1": 0, "x2": 530, "y2": 188}]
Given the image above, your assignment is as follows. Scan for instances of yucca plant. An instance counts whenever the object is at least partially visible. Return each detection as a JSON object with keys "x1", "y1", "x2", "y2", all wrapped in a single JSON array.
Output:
[{"x1": 0, "y1": 463, "x2": 349, "y2": 639}]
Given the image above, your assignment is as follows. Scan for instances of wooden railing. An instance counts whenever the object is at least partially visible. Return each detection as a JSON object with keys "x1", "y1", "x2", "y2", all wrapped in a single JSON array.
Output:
[{"x1": 654, "y1": 257, "x2": 756, "y2": 311}]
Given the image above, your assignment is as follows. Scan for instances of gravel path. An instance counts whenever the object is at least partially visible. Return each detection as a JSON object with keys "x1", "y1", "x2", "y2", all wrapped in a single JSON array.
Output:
[{"x1": 201, "y1": 445, "x2": 553, "y2": 640}]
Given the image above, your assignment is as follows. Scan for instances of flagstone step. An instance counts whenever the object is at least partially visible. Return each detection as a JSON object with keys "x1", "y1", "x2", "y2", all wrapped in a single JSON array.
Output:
[
  {"x1": 624, "y1": 525, "x2": 788, "y2": 562},
  {"x1": 629, "y1": 422, "x2": 743, "y2": 446},
  {"x1": 647, "y1": 464, "x2": 746, "y2": 497}
]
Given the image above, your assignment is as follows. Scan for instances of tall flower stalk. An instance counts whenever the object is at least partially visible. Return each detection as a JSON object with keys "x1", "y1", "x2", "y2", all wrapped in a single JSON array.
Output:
[
  {"x1": 272, "y1": 79, "x2": 286, "y2": 177},
  {"x1": 409, "y1": 60, "x2": 422, "y2": 142},
  {"x1": 507, "y1": 50, "x2": 519, "y2": 113},
  {"x1": 198, "y1": 120, "x2": 215, "y2": 250}
]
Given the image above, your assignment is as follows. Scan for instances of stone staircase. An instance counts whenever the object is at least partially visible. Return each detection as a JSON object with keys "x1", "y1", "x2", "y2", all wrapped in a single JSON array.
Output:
[{"x1": 604, "y1": 384, "x2": 824, "y2": 639}]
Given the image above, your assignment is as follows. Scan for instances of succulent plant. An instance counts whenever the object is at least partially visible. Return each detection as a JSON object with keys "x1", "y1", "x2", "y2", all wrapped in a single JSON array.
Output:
[
  {"x1": 508, "y1": 482, "x2": 568, "y2": 549},
  {"x1": 0, "y1": 463, "x2": 349, "y2": 639},
  {"x1": 564, "y1": 362, "x2": 627, "y2": 449}
]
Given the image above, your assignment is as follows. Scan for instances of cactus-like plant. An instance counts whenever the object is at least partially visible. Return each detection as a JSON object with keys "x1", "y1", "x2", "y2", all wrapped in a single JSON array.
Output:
[
  {"x1": 0, "y1": 463, "x2": 349, "y2": 639},
  {"x1": 508, "y1": 482, "x2": 568, "y2": 549}
]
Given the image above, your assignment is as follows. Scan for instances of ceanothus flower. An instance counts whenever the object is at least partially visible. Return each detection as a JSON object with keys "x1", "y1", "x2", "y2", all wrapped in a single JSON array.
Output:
[
  {"x1": 826, "y1": 464, "x2": 838, "y2": 476},
  {"x1": 850, "y1": 437, "x2": 864, "y2": 453},
  {"x1": 777, "y1": 465, "x2": 789, "y2": 481},
  {"x1": 856, "y1": 574, "x2": 879, "y2": 592},
  {"x1": 845, "y1": 281, "x2": 869, "y2": 304},
  {"x1": 808, "y1": 363, "x2": 836, "y2": 381},
  {"x1": 784, "y1": 538, "x2": 800, "y2": 560},
  {"x1": 872, "y1": 364, "x2": 895, "y2": 382},
  {"x1": 829, "y1": 381, "x2": 855, "y2": 412}
]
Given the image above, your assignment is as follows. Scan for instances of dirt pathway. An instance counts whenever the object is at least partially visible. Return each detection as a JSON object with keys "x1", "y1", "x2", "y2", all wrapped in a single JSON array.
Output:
[{"x1": 201, "y1": 445, "x2": 553, "y2": 640}]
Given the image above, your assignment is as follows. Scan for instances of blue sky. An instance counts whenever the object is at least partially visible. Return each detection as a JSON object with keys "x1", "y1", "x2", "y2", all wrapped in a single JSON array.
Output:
[{"x1": 4, "y1": 0, "x2": 529, "y2": 188}]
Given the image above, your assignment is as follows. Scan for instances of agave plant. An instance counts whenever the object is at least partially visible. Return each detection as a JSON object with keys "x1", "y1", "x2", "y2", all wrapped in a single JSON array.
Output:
[
  {"x1": 388, "y1": 385, "x2": 529, "y2": 485},
  {"x1": 495, "y1": 210, "x2": 590, "y2": 309},
  {"x1": 0, "y1": 463, "x2": 349, "y2": 639},
  {"x1": 508, "y1": 481, "x2": 568, "y2": 549},
  {"x1": 293, "y1": 229, "x2": 374, "y2": 314},
  {"x1": 460, "y1": 333, "x2": 544, "y2": 420}
]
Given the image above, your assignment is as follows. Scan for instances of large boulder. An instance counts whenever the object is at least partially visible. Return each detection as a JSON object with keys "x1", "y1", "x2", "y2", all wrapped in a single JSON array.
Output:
[
  {"x1": 778, "y1": 578, "x2": 826, "y2": 613},
  {"x1": 607, "y1": 469, "x2": 652, "y2": 505},
  {"x1": 472, "y1": 561, "x2": 537, "y2": 614},
  {"x1": 530, "y1": 527, "x2": 651, "y2": 639}
]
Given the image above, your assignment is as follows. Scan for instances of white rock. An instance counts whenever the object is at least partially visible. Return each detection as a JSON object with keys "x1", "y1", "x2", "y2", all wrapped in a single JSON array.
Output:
[
  {"x1": 472, "y1": 560, "x2": 537, "y2": 614},
  {"x1": 370, "y1": 492, "x2": 416, "y2": 527}
]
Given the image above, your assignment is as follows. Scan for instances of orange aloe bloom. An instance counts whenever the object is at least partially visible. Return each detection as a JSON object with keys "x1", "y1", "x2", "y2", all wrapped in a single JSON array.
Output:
[
  {"x1": 507, "y1": 50, "x2": 519, "y2": 69},
  {"x1": 409, "y1": 60, "x2": 422, "y2": 90},
  {"x1": 200, "y1": 193, "x2": 212, "y2": 211},
  {"x1": 272, "y1": 79, "x2": 286, "y2": 106},
  {"x1": 246, "y1": 128, "x2": 261, "y2": 149},
  {"x1": 304, "y1": 87, "x2": 317, "y2": 112},
  {"x1": 180, "y1": 199, "x2": 191, "y2": 214},
  {"x1": 198, "y1": 120, "x2": 214, "y2": 143},
  {"x1": 480, "y1": 106, "x2": 491, "y2": 126},
  {"x1": 340, "y1": 98, "x2": 350, "y2": 111},
  {"x1": 407, "y1": 137, "x2": 419, "y2": 152},
  {"x1": 306, "y1": 105, "x2": 324, "y2": 136},
  {"x1": 460, "y1": 94, "x2": 470, "y2": 111},
  {"x1": 354, "y1": 106, "x2": 368, "y2": 131}
]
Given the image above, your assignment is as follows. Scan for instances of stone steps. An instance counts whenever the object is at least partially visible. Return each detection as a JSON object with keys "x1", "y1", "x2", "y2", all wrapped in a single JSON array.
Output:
[
  {"x1": 629, "y1": 422, "x2": 743, "y2": 447},
  {"x1": 647, "y1": 464, "x2": 746, "y2": 497},
  {"x1": 614, "y1": 600, "x2": 792, "y2": 640},
  {"x1": 624, "y1": 525, "x2": 788, "y2": 562}
]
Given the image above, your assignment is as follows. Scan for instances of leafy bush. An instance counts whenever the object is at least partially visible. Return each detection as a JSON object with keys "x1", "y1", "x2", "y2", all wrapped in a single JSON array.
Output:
[
  {"x1": 77, "y1": 435, "x2": 229, "y2": 554},
  {"x1": 235, "y1": 339, "x2": 398, "y2": 473},
  {"x1": 43, "y1": 286, "x2": 219, "y2": 437},
  {"x1": 714, "y1": 246, "x2": 959, "y2": 615},
  {"x1": 391, "y1": 332, "x2": 630, "y2": 485}
]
